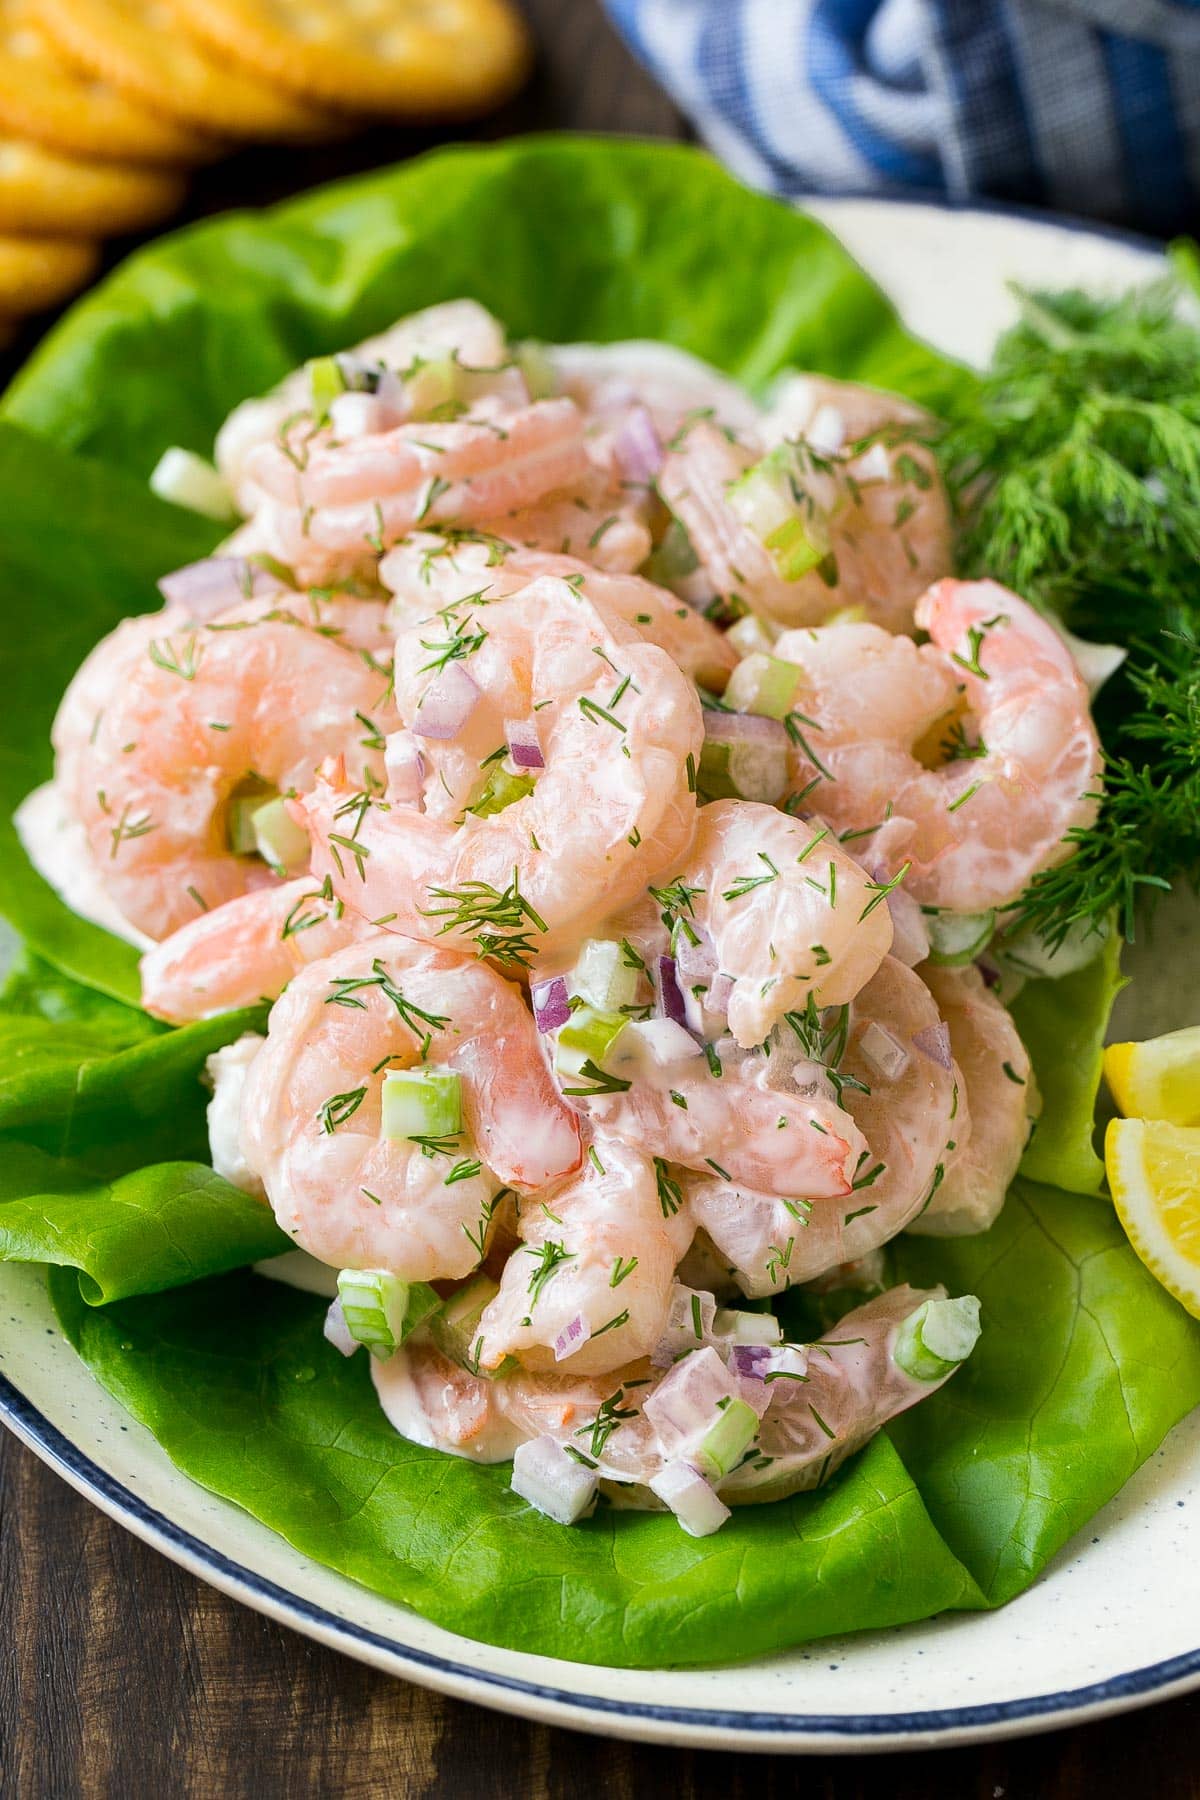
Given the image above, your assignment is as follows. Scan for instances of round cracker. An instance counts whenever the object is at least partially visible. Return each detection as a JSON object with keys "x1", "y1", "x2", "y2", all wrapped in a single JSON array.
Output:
[
  {"x1": 0, "y1": 232, "x2": 97, "y2": 311},
  {"x1": 0, "y1": 0, "x2": 216, "y2": 163},
  {"x1": 162, "y1": 0, "x2": 531, "y2": 118},
  {"x1": 30, "y1": 0, "x2": 344, "y2": 140},
  {"x1": 0, "y1": 138, "x2": 185, "y2": 235}
]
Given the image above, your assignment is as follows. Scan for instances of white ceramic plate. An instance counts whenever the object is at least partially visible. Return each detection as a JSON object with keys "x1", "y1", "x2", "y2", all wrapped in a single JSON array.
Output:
[{"x1": 3, "y1": 195, "x2": 1198, "y2": 1755}]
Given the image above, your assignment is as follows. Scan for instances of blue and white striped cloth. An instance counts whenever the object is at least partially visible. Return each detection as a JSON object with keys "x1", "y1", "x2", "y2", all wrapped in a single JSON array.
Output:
[{"x1": 606, "y1": 0, "x2": 1200, "y2": 234}]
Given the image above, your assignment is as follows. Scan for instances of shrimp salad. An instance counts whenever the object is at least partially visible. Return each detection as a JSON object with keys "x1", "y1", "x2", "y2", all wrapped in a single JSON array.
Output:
[{"x1": 22, "y1": 298, "x2": 1106, "y2": 1539}]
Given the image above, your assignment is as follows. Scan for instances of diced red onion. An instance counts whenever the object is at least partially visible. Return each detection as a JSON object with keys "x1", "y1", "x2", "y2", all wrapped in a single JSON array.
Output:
[
  {"x1": 511, "y1": 1435, "x2": 598, "y2": 1524},
  {"x1": 157, "y1": 556, "x2": 285, "y2": 618},
  {"x1": 655, "y1": 954, "x2": 688, "y2": 1027},
  {"x1": 673, "y1": 922, "x2": 716, "y2": 985},
  {"x1": 627, "y1": 1017, "x2": 702, "y2": 1068},
  {"x1": 554, "y1": 1313, "x2": 590, "y2": 1362},
  {"x1": 702, "y1": 709, "x2": 790, "y2": 752},
  {"x1": 886, "y1": 885, "x2": 931, "y2": 968},
  {"x1": 505, "y1": 718, "x2": 545, "y2": 770},
  {"x1": 649, "y1": 1461, "x2": 731, "y2": 1537},
  {"x1": 413, "y1": 661, "x2": 479, "y2": 740},
  {"x1": 912, "y1": 1022, "x2": 953, "y2": 1069},
  {"x1": 651, "y1": 1285, "x2": 719, "y2": 1369},
  {"x1": 644, "y1": 1346, "x2": 735, "y2": 1450},
  {"x1": 383, "y1": 731, "x2": 425, "y2": 803},
  {"x1": 374, "y1": 367, "x2": 407, "y2": 415},
  {"x1": 707, "y1": 971, "x2": 734, "y2": 1015},
  {"x1": 858, "y1": 1020, "x2": 910, "y2": 1082},
  {"x1": 729, "y1": 1344, "x2": 772, "y2": 1381},
  {"x1": 323, "y1": 1297, "x2": 359, "y2": 1358},
  {"x1": 613, "y1": 403, "x2": 664, "y2": 484},
  {"x1": 531, "y1": 975, "x2": 571, "y2": 1033}
]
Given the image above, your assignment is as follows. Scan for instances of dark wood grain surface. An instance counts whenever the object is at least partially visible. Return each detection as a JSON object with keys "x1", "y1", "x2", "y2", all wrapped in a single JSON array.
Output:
[{"x1": 3, "y1": 3, "x2": 1199, "y2": 1794}]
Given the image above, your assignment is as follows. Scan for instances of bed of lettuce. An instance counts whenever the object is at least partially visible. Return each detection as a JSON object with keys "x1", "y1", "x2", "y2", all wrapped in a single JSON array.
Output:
[{"x1": 1, "y1": 137, "x2": 1198, "y2": 1670}]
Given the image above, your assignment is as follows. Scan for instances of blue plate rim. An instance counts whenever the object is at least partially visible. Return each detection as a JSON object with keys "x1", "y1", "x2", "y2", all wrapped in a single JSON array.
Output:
[{"x1": 4, "y1": 1367, "x2": 1200, "y2": 1743}]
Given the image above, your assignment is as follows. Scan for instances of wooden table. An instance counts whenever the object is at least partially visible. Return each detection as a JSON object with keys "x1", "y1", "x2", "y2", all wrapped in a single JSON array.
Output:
[{"x1": 3, "y1": 2, "x2": 1200, "y2": 1792}]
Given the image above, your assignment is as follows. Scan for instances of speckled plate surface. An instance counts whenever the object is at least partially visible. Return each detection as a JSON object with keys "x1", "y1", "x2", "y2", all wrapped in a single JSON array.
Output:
[{"x1": 3, "y1": 197, "x2": 1199, "y2": 1754}]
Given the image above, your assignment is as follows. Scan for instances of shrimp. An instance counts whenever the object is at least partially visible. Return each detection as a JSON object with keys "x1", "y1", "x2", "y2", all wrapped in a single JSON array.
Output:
[
  {"x1": 140, "y1": 875, "x2": 373, "y2": 1022},
  {"x1": 476, "y1": 465, "x2": 655, "y2": 576},
  {"x1": 909, "y1": 962, "x2": 1039, "y2": 1236},
  {"x1": 215, "y1": 299, "x2": 513, "y2": 511},
  {"x1": 474, "y1": 1139, "x2": 692, "y2": 1376},
  {"x1": 655, "y1": 799, "x2": 894, "y2": 1050},
  {"x1": 759, "y1": 371, "x2": 930, "y2": 454},
  {"x1": 381, "y1": 531, "x2": 738, "y2": 689},
  {"x1": 301, "y1": 576, "x2": 703, "y2": 962},
  {"x1": 240, "y1": 935, "x2": 582, "y2": 1281},
  {"x1": 242, "y1": 397, "x2": 593, "y2": 586},
  {"x1": 547, "y1": 338, "x2": 762, "y2": 443},
  {"x1": 373, "y1": 1283, "x2": 977, "y2": 1522},
  {"x1": 54, "y1": 594, "x2": 396, "y2": 942},
  {"x1": 684, "y1": 957, "x2": 960, "y2": 1294},
  {"x1": 657, "y1": 412, "x2": 950, "y2": 634},
  {"x1": 774, "y1": 580, "x2": 1104, "y2": 912}
]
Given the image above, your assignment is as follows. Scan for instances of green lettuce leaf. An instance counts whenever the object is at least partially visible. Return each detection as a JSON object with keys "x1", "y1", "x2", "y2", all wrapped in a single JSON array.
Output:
[
  {"x1": 2, "y1": 1147, "x2": 285, "y2": 1303},
  {"x1": 45, "y1": 1178, "x2": 1199, "y2": 1667},
  {"x1": 1014, "y1": 927, "x2": 1125, "y2": 1194}
]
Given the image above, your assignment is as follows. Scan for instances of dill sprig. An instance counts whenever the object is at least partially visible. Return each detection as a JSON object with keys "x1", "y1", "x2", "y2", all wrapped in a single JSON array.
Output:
[{"x1": 938, "y1": 270, "x2": 1200, "y2": 943}]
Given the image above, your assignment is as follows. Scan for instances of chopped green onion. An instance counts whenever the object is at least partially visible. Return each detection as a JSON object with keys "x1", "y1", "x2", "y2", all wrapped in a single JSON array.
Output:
[
  {"x1": 308, "y1": 354, "x2": 347, "y2": 425},
  {"x1": 727, "y1": 445, "x2": 832, "y2": 579},
  {"x1": 381, "y1": 1067, "x2": 462, "y2": 1141},
  {"x1": 466, "y1": 765, "x2": 535, "y2": 819}
]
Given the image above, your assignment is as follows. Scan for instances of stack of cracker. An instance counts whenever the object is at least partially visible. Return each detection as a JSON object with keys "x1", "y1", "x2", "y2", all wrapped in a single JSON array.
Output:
[{"x1": 0, "y1": 0, "x2": 531, "y2": 341}]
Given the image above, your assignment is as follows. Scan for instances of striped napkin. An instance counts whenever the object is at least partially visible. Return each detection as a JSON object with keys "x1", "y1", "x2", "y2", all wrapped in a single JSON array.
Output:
[{"x1": 606, "y1": 0, "x2": 1200, "y2": 233}]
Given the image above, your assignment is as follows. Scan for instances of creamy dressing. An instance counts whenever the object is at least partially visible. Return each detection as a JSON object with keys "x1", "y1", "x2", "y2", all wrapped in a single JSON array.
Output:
[
  {"x1": 372, "y1": 1346, "x2": 525, "y2": 1463},
  {"x1": 205, "y1": 1033, "x2": 266, "y2": 1198},
  {"x1": 15, "y1": 781, "x2": 153, "y2": 950}
]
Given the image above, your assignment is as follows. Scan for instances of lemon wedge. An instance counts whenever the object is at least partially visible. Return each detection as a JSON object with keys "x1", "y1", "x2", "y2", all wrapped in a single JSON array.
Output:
[
  {"x1": 1104, "y1": 1025, "x2": 1200, "y2": 1126},
  {"x1": 1106, "y1": 1118, "x2": 1200, "y2": 1317}
]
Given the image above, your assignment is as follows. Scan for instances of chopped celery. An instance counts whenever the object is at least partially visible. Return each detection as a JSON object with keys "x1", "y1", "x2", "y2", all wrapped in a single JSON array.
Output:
[
  {"x1": 514, "y1": 339, "x2": 557, "y2": 400},
  {"x1": 381, "y1": 1067, "x2": 462, "y2": 1140},
  {"x1": 894, "y1": 1295, "x2": 982, "y2": 1382},
  {"x1": 149, "y1": 447, "x2": 237, "y2": 523},
  {"x1": 226, "y1": 780, "x2": 277, "y2": 856},
  {"x1": 925, "y1": 909, "x2": 996, "y2": 967},
  {"x1": 724, "y1": 652, "x2": 802, "y2": 720},
  {"x1": 404, "y1": 354, "x2": 461, "y2": 418},
  {"x1": 725, "y1": 613, "x2": 778, "y2": 658},
  {"x1": 250, "y1": 796, "x2": 309, "y2": 876},
  {"x1": 554, "y1": 1006, "x2": 629, "y2": 1082},
  {"x1": 727, "y1": 445, "x2": 830, "y2": 579},
  {"x1": 697, "y1": 734, "x2": 789, "y2": 804},
  {"x1": 694, "y1": 1396, "x2": 759, "y2": 1481},
  {"x1": 466, "y1": 765, "x2": 535, "y2": 819},
  {"x1": 308, "y1": 355, "x2": 346, "y2": 425},
  {"x1": 430, "y1": 1272, "x2": 500, "y2": 1367},
  {"x1": 336, "y1": 1268, "x2": 441, "y2": 1360},
  {"x1": 641, "y1": 518, "x2": 699, "y2": 588},
  {"x1": 571, "y1": 939, "x2": 639, "y2": 1012}
]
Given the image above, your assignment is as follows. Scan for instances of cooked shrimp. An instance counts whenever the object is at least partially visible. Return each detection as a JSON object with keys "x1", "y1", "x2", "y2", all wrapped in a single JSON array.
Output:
[
  {"x1": 240, "y1": 935, "x2": 582, "y2": 1281},
  {"x1": 657, "y1": 413, "x2": 950, "y2": 633},
  {"x1": 242, "y1": 398, "x2": 593, "y2": 586},
  {"x1": 547, "y1": 339, "x2": 762, "y2": 443},
  {"x1": 141, "y1": 875, "x2": 373, "y2": 1022},
  {"x1": 302, "y1": 575, "x2": 703, "y2": 961},
  {"x1": 657, "y1": 799, "x2": 893, "y2": 1050},
  {"x1": 685, "y1": 957, "x2": 960, "y2": 1293},
  {"x1": 909, "y1": 962, "x2": 1038, "y2": 1236},
  {"x1": 215, "y1": 299, "x2": 513, "y2": 511},
  {"x1": 474, "y1": 1138, "x2": 692, "y2": 1376},
  {"x1": 759, "y1": 371, "x2": 930, "y2": 453},
  {"x1": 477, "y1": 465, "x2": 655, "y2": 575},
  {"x1": 775, "y1": 580, "x2": 1104, "y2": 911},
  {"x1": 381, "y1": 532, "x2": 737, "y2": 689},
  {"x1": 55, "y1": 593, "x2": 396, "y2": 941}
]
